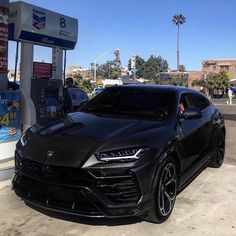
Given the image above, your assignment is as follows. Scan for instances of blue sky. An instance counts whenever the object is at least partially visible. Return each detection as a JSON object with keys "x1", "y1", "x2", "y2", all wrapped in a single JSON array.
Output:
[{"x1": 8, "y1": 0, "x2": 236, "y2": 71}]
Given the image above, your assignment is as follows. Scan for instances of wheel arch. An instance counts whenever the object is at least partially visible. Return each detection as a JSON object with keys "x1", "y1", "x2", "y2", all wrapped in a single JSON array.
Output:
[
  {"x1": 169, "y1": 150, "x2": 182, "y2": 181},
  {"x1": 150, "y1": 146, "x2": 182, "y2": 193}
]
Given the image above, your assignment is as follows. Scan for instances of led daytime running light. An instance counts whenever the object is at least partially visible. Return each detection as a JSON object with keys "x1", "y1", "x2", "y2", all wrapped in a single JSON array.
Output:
[{"x1": 96, "y1": 147, "x2": 148, "y2": 162}]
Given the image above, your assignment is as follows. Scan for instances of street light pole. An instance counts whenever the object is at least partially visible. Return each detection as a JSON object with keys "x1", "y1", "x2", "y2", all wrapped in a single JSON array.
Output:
[
  {"x1": 93, "y1": 49, "x2": 117, "y2": 83},
  {"x1": 93, "y1": 49, "x2": 138, "y2": 83}
]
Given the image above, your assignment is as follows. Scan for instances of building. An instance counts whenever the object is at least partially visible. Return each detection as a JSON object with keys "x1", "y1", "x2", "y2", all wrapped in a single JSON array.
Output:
[
  {"x1": 102, "y1": 78, "x2": 123, "y2": 87},
  {"x1": 202, "y1": 59, "x2": 236, "y2": 79},
  {"x1": 67, "y1": 66, "x2": 93, "y2": 79},
  {"x1": 188, "y1": 71, "x2": 204, "y2": 89},
  {"x1": 159, "y1": 71, "x2": 189, "y2": 86},
  {"x1": 121, "y1": 66, "x2": 129, "y2": 76}
]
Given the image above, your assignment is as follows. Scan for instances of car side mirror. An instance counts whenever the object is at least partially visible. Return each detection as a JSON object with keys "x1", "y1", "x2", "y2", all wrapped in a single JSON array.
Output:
[{"x1": 178, "y1": 108, "x2": 202, "y2": 120}]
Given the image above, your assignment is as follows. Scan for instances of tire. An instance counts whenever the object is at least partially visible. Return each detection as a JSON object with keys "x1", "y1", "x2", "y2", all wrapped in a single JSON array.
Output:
[
  {"x1": 209, "y1": 129, "x2": 225, "y2": 168},
  {"x1": 144, "y1": 157, "x2": 177, "y2": 223}
]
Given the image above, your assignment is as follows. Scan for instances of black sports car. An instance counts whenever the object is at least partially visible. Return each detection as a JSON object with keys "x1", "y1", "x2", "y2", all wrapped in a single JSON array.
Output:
[{"x1": 13, "y1": 85, "x2": 225, "y2": 223}]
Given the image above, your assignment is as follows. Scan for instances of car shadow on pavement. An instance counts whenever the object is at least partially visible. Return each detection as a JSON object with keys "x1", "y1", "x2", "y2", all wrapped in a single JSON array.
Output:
[
  {"x1": 222, "y1": 114, "x2": 236, "y2": 121},
  {"x1": 26, "y1": 202, "x2": 142, "y2": 226}
]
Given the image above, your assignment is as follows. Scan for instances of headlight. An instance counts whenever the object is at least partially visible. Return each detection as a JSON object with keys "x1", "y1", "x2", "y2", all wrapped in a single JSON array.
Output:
[
  {"x1": 95, "y1": 147, "x2": 149, "y2": 162},
  {"x1": 20, "y1": 133, "x2": 28, "y2": 146}
]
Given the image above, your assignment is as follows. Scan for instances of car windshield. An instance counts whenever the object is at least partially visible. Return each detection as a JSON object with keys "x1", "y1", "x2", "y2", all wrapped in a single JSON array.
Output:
[{"x1": 82, "y1": 87, "x2": 176, "y2": 120}]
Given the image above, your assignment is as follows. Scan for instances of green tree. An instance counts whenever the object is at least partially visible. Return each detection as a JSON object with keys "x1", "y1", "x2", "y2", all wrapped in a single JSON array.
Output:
[
  {"x1": 110, "y1": 71, "x2": 121, "y2": 79},
  {"x1": 73, "y1": 73, "x2": 83, "y2": 80},
  {"x1": 213, "y1": 70, "x2": 231, "y2": 89},
  {"x1": 128, "y1": 55, "x2": 145, "y2": 78},
  {"x1": 96, "y1": 61, "x2": 111, "y2": 78},
  {"x1": 193, "y1": 70, "x2": 231, "y2": 97},
  {"x1": 178, "y1": 64, "x2": 186, "y2": 72},
  {"x1": 73, "y1": 78, "x2": 94, "y2": 93},
  {"x1": 142, "y1": 55, "x2": 169, "y2": 83},
  {"x1": 97, "y1": 60, "x2": 121, "y2": 79},
  {"x1": 160, "y1": 76, "x2": 187, "y2": 86}
]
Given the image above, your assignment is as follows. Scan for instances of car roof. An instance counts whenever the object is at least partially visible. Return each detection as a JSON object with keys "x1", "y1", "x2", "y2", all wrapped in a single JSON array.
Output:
[{"x1": 108, "y1": 84, "x2": 201, "y2": 95}]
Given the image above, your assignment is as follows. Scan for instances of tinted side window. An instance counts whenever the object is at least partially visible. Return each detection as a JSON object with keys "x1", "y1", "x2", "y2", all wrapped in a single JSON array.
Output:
[
  {"x1": 82, "y1": 88, "x2": 176, "y2": 120},
  {"x1": 192, "y1": 94, "x2": 210, "y2": 111},
  {"x1": 179, "y1": 93, "x2": 194, "y2": 109}
]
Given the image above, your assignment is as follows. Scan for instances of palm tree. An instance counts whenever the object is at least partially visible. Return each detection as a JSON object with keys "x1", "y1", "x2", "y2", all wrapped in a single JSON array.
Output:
[{"x1": 172, "y1": 14, "x2": 186, "y2": 71}]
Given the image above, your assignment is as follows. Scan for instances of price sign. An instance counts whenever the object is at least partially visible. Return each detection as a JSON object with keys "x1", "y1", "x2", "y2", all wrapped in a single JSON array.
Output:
[{"x1": 0, "y1": 91, "x2": 21, "y2": 143}]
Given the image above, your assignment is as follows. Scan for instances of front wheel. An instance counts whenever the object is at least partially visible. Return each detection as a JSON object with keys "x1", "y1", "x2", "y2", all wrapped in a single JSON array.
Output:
[
  {"x1": 144, "y1": 157, "x2": 177, "y2": 223},
  {"x1": 209, "y1": 129, "x2": 225, "y2": 168}
]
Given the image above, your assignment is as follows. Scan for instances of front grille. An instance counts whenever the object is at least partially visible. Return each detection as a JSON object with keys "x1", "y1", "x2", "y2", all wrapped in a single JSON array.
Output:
[
  {"x1": 14, "y1": 174, "x2": 100, "y2": 216},
  {"x1": 20, "y1": 158, "x2": 95, "y2": 187},
  {"x1": 91, "y1": 170, "x2": 141, "y2": 204},
  {"x1": 15, "y1": 154, "x2": 141, "y2": 205}
]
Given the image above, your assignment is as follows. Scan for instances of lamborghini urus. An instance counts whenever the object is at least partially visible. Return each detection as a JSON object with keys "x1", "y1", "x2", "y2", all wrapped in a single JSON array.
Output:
[{"x1": 13, "y1": 85, "x2": 225, "y2": 223}]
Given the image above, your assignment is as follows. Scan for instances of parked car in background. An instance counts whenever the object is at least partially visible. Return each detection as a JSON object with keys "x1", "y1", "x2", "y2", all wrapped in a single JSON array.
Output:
[
  {"x1": 13, "y1": 85, "x2": 225, "y2": 223},
  {"x1": 230, "y1": 87, "x2": 236, "y2": 98},
  {"x1": 64, "y1": 87, "x2": 89, "y2": 112},
  {"x1": 91, "y1": 87, "x2": 104, "y2": 96}
]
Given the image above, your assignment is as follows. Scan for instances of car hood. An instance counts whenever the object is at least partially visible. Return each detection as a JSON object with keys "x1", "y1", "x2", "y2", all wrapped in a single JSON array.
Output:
[{"x1": 23, "y1": 112, "x2": 170, "y2": 167}]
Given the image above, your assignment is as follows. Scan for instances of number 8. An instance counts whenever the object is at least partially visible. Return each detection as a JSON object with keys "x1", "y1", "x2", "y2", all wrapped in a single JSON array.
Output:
[{"x1": 60, "y1": 17, "x2": 66, "y2": 28}]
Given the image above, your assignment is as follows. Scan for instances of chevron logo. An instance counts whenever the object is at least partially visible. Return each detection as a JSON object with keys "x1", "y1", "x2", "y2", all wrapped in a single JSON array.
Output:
[{"x1": 32, "y1": 9, "x2": 46, "y2": 30}]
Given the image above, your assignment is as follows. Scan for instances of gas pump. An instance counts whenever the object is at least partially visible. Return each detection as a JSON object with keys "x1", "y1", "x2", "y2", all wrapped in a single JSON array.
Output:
[
  {"x1": 31, "y1": 78, "x2": 63, "y2": 124},
  {"x1": 0, "y1": 0, "x2": 78, "y2": 181}
]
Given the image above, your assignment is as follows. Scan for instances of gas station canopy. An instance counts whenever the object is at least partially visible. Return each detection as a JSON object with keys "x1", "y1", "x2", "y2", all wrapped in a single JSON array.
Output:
[{"x1": 8, "y1": 1, "x2": 78, "y2": 49}]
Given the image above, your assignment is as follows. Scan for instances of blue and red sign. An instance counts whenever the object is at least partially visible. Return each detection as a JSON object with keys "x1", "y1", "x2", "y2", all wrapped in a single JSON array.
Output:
[
  {"x1": 32, "y1": 8, "x2": 46, "y2": 30},
  {"x1": 0, "y1": 91, "x2": 21, "y2": 143}
]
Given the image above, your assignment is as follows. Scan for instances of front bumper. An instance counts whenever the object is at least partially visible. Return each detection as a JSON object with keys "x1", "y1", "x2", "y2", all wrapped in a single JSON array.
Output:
[{"x1": 12, "y1": 150, "x2": 154, "y2": 218}]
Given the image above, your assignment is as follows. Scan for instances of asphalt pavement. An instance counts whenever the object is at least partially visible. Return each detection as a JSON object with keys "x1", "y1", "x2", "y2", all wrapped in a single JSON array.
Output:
[
  {"x1": 213, "y1": 100, "x2": 236, "y2": 166},
  {"x1": 0, "y1": 100, "x2": 235, "y2": 236}
]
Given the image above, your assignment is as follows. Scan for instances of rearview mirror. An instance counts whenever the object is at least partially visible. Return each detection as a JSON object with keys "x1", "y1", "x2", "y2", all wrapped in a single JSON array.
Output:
[{"x1": 179, "y1": 108, "x2": 202, "y2": 120}]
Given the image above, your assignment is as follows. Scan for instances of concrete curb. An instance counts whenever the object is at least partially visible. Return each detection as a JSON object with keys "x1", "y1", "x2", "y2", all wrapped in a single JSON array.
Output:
[{"x1": 0, "y1": 167, "x2": 14, "y2": 182}]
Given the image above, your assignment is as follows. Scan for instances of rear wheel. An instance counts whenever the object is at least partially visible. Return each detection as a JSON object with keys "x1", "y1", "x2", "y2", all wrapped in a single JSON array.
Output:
[
  {"x1": 144, "y1": 157, "x2": 177, "y2": 223},
  {"x1": 209, "y1": 129, "x2": 225, "y2": 168}
]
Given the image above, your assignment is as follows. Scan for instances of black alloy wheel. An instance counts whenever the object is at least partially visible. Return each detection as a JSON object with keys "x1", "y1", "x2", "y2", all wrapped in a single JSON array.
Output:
[
  {"x1": 144, "y1": 157, "x2": 177, "y2": 223},
  {"x1": 209, "y1": 129, "x2": 225, "y2": 168},
  {"x1": 158, "y1": 162, "x2": 177, "y2": 217}
]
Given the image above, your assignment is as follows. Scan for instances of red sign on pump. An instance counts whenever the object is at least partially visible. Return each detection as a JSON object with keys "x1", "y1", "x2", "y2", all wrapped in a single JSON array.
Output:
[
  {"x1": 33, "y1": 62, "x2": 52, "y2": 79},
  {"x1": 0, "y1": 7, "x2": 8, "y2": 73}
]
